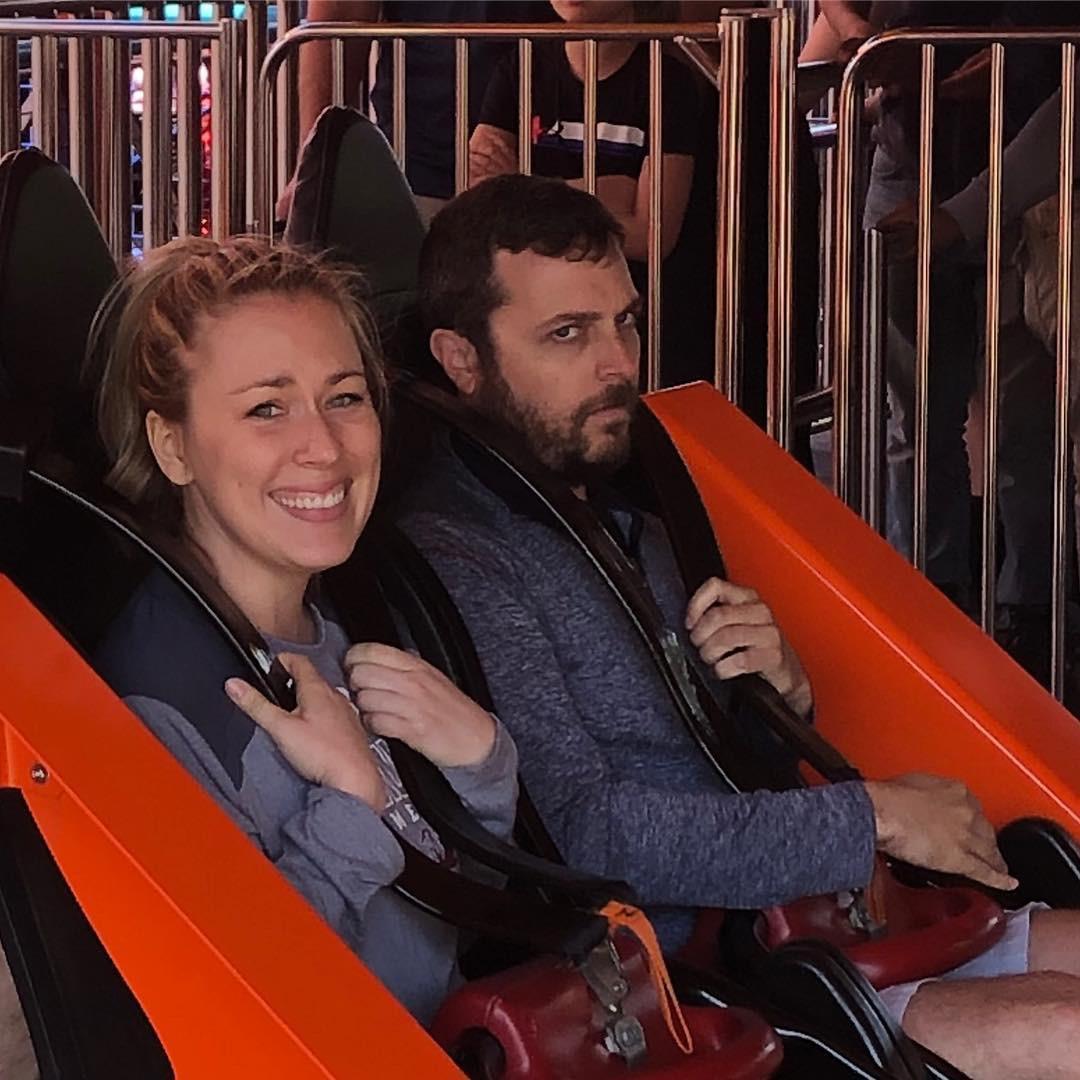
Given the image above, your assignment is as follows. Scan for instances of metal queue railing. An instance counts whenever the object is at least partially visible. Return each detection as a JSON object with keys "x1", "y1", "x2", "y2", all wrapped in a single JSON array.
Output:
[
  {"x1": 831, "y1": 28, "x2": 1080, "y2": 701},
  {"x1": 0, "y1": 12, "x2": 244, "y2": 254},
  {"x1": 254, "y1": 12, "x2": 799, "y2": 402}
]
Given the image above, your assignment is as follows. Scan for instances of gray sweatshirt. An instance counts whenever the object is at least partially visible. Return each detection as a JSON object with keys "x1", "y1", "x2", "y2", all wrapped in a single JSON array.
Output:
[
  {"x1": 400, "y1": 442, "x2": 876, "y2": 952},
  {"x1": 98, "y1": 572, "x2": 518, "y2": 1025}
]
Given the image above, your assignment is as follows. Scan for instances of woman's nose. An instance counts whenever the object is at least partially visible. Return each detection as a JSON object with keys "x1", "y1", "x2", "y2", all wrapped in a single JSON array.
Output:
[{"x1": 295, "y1": 412, "x2": 342, "y2": 465}]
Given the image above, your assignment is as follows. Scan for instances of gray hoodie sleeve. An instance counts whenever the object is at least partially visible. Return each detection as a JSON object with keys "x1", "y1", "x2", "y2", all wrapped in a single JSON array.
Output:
[
  {"x1": 125, "y1": 694, "x2": 405, "y2": 947},
  {"x1": 407, "y1": 528, "x2": 876, "y2": 911},
  {"x1": 943, "y1": 82, "x2": 1080, "y2": 246},
  {"x1": 441, "y1": 720, "x2": 519, "y2": 840}
]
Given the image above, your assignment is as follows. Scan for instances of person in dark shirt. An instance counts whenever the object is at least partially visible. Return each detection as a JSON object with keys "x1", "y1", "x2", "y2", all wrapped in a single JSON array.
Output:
[
  {"x1": 292, "y1": 0, "x2": 554, "y2": 218},
  {"x1": 470, "y1": 0, "x2": 699, "y2": 263}
]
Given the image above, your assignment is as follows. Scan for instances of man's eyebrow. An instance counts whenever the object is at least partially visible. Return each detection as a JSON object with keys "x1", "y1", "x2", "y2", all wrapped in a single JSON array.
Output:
[
  {"x1": 539, "y1": 310, "x2": 603, "y2": 328},
  {"x1": 229, "y1": 369, "x2": 365, "y2": 395}
]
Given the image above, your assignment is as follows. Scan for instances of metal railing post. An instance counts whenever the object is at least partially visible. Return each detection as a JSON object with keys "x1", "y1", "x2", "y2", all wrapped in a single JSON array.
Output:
[
  {"x1": 646, "y1": 37, "x2": 663, "y2": 392},
  {"x1": 0, "y1": 37, "x2": 17, "y2": 154},
  {"x1": 211, "y1": 18, "x2": 243, "y2": 239},
  {"x1": 1053, "y1": 44, "x2": 1077, "y2": 701},
  {"x1": 766, "y1": 8, "x2": 795, "y2": 446},
  {"x1": 30, "y1": 34, "x2": 59, "y2": 158},
  {"x1": 142, "y1": 34, "x2": 174, "y2": 250}
]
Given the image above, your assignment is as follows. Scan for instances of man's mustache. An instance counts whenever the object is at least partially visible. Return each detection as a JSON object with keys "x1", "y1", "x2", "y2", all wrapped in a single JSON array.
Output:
[{"x1": 576, "y1": 382, "x2": 639, "y2": 422}]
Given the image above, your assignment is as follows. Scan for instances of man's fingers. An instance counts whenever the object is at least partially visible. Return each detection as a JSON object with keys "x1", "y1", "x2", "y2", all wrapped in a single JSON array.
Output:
[
  {"x1": 959, "y1": 850, "x2": 1019, "y2": 893},
  {"x1": 712, "y1": 646, "x2": 774, "y2": 682},
  {"x1": 346, "y1": 660, "x2": 417, "y2": 696},
  {"x1": 225, "y1": 677, "x2": 287, "y2": 734},
  {"x1": 685, "y1": 578, "x2": 759, "y2": 629},
  {"x1": 701, "y1": 627, "x2": 779, "y2": 669},
  {"x1": 354, "y1": 687, "x2": 413, "y2": 722},
  {"x1": 688, "y1": 602, "x2": 774, "y2": 647}
]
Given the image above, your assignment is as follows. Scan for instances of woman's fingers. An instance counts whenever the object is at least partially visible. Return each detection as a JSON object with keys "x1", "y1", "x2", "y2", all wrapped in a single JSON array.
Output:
[
  {"x1": 688, "y1": 602, "x2": 775, "y2": 647},
  {"x1": 225, "y1": 677, "x2": 288, "y2": 735}
]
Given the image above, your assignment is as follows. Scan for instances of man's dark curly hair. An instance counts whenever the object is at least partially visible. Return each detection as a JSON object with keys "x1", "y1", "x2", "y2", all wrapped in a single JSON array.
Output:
[{"x1": 419, "y1": 174, "x2": 625, "y2": 367}]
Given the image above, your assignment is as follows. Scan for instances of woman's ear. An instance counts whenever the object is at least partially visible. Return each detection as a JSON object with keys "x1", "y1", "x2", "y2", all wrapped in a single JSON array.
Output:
[
  {"x1": 145, "y1": 411, "x2": 193, "y2": 487},
  {"x1": 429, "y1": 329, "x2": 482, "y2": 397}
]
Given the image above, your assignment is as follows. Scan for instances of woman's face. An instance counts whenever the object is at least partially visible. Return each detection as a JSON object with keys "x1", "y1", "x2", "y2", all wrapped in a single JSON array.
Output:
[
  {"x1": 152, "y1": 292, "x2": 381, "y2": 586},
  {"x1": 550, "y1": 1, "x2": 634, "y2": 23}
]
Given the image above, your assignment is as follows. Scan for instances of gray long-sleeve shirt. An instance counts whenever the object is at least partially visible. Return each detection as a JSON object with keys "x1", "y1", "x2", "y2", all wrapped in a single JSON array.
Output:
[
  {"x1": 98, "y1": 574, "x2": 518, "y2": 1025},
  {"x1": 399, "y1": 442, "x2": 876, "y2": 952}
]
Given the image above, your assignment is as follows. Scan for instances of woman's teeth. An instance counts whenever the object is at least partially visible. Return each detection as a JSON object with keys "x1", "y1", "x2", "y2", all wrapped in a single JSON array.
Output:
[{"x1": 273, "y1": 486, "x2": 346, "y2": 510}]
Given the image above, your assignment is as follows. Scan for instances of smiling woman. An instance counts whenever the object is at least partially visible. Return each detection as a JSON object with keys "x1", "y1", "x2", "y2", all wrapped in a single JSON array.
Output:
[{"x1": 91, "y1": 236, "x2": 520, "y2": 1024}]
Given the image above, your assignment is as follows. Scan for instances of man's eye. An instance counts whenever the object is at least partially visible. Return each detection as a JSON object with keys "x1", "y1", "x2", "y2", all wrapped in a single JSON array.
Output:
[
  {"x1": 550, "y1": 324, "x2": 581, "y2": 342},
  {"x1": 247, "y1": 401, "x2": 283, "y2": 419},
  {"x1": 617, "y1": 311, "x2": 638, "y2": 329}
]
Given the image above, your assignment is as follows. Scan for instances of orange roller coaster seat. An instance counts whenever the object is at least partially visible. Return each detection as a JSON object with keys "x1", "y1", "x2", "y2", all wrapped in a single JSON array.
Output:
[
  {"x1": 646, "y1": 383, "x2": 1080, "y2": 834},
  {"x1": 0, "y1": 577, "x2": 461, "y2": 1079}
]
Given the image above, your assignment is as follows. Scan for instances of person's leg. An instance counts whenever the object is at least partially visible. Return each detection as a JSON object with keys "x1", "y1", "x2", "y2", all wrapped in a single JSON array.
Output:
[
  {"x1": 903, "y1": 972, "x2": 1080, "y2": 1080},
  {"x1": 1029, "y1": 907, "x2": 1080, "y2": 977}
]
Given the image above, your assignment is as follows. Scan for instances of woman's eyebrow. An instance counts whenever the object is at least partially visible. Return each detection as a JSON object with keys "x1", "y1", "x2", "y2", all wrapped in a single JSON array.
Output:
[
  {"x1": 229, "y1": 375, "x2": 293, "y2": 395},
  {"x1": 326, "y1": 369, "x2": 367, "y2": 385}
]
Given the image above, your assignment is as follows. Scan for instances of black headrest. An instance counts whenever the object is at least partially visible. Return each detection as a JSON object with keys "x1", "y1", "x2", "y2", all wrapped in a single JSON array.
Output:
[
  {"x1": 0, "y1": 148, "x2": 117, "y2": 468},
  {"x1": 284, "y1": 106, "x2": 425, "y2": 323}
]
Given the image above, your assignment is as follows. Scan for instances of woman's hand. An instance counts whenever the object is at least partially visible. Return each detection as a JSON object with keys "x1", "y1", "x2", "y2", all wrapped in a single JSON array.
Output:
[
  {"x1": 685, "y1": 578, "x2": 813, "y2": 718},
  {"x1": 225, "y1": 654, "x2": 386, "y2": 809},
  {"x1": 344, "y1": 643, "x2": 497, "y2": 768}
]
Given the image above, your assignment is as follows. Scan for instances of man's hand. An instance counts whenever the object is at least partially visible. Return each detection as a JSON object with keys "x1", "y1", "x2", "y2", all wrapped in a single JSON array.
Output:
[
  {"x1": 345, "y1": 643, "x2": 497, "y2": 768},
  {"x1": 226, "y1": 653, "x2": 386, "y2": 809},
  {"x1": 865, "y1": 773, "x2": 1018, "y2": 892},
  {"x1": 468, "y1": 125, "x2": 518, "y2": 187},
  {"x1": 876, "y1": 200, "x2": 963, "y2": 261},
  {"x1": 685, "y1": 578, "x2": 813, "y2": 718}
]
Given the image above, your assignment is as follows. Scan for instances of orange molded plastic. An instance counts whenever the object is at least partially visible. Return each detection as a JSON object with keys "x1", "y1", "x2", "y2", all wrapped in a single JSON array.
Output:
[
  {"x1": 0, "y1": 577, "x2": 463, "y2": 1079},
  {"x1": 646, "y1": 383, "x2": 1080, "y2": 832}
]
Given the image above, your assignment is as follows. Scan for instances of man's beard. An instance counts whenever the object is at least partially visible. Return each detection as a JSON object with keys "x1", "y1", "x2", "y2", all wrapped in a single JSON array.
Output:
[{"x1": 471, "y1": 364, "x2": 638, "y2": 487}]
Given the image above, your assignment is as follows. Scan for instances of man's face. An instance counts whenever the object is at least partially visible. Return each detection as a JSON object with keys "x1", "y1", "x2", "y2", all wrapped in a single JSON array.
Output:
[{"x1": 471, "y1": 245, "x2": 641, "y2": 487}]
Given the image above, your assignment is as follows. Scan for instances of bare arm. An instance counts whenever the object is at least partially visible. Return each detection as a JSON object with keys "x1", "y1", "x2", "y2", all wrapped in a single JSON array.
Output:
[
  {"x1": 588, "y1": 153, "x2": 694, "y2": 261},
  {"x1": 468, "y1": 123, "x2": 519, "y2": 187},
  {"x1": 298, "y1": 0, "x2": 380, "y2": 153}
]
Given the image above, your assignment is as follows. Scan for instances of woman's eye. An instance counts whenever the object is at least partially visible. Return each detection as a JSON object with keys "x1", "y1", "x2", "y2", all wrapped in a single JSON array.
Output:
[
  {"x1": 328, "y1": 391, "x2": 367, "y2": 409},
  {"x1": 550, "y1": 324, "x2": 581, "y2": 342},
  {"x1": 247, "y1": 401, "x2": 283, "y2": 419}
]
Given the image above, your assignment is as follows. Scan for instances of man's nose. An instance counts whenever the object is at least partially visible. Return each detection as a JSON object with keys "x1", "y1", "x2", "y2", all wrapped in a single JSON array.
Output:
[{"x1": 597, "y1": 328, "x2": 640, "y2": 381}]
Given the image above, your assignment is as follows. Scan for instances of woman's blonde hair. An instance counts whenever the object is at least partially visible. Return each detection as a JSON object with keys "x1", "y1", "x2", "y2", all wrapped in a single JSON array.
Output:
[{"x1": 93, "y1": 235, "x2": 387, "y2": 530}]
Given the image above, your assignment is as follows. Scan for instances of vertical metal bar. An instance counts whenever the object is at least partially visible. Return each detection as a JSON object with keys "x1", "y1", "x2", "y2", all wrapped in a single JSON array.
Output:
[
  {"x1": 912, "y1": 43, "x2": 935, "y2": 573},
  {"x1": 101, "y1": 33, "x2": 132, "y2": 259},
  {"x1": 646, "y1": 38, "x2": 663, "y2": 392},
  {"x1": 245, "y1": 1, "x2": 269, "y2": 231},
  {"x1": 176, "y1": 3, "x2": 204, "y2": 237},
  {"x1": 331, "y1": 38, "x2": 346, "y2": 105},
  {"x1": 767, "y1": 9, "x2": 795, "y2": 447},
  {"x1": 0, "y1": 38, "x2": 18, "y2": 154},
  {"x1": 275, "y1": 0, "x2": 300, "y2": 200},
  {"x1": 67, "y1": 37, "x2": 95, "y2": 197},
  {"x1": 517, "y1": 37, "x2": 533, "y2": 176},
  {"x1": 392, "y1": 37, "x2": 406, "y2": 166},
  {"x1": 979, "y1": 43, "x2": 1005, "y2": 632},
  {"x1": 831, "y1": 47, "x2": 861, "y2": 504},
  {"x1": 861, "y1": 229, "x2": 885, "y2": 529},
  {"x1": 819, "y1": 85, "x2": 836, "y2": 393},
  {"x1": 583, "y1": 38, "x2": 598, "y2": 195},
  {"x1": 454, "y1": 37, "x2": 468, "y2": 194},
  {"x1": 30, "y1": 35, "x2": 60, "y2": 159},
  {"x1": 211, "y1": 19, "x2": 243, "y2": 239},
  {"x1": 256, "y1": 43, "x2": 274, "y2": 238},
  {"x1": 142, "y1": 35, "x2": 174, "y2": 250},
  {"x1": 716, "y1": 15, "x2": 745, "y2": 399},
  {"x1": 1052, "y1": 43, "x2": 1076, "y2": 700}
]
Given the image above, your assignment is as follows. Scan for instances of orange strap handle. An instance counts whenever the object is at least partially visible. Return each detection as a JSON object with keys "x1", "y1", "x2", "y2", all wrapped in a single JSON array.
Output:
[{"x1": 600, "y1": 901, "x2": 695, "y2": 1056}]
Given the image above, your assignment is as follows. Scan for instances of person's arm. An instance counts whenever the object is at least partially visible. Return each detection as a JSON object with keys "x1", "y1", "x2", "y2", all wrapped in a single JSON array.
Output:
[
  {"x1": 468, "y1": 52, "x2": 521, "y2": 187},
  {"x1": 298, "y1": 0, "x2": 380, "y2": 138},
  {"x1": 440, "y1": 720, "x2": 520, "y2": 840},
  {"x1": 404, "y1": 517, "x2": 877, "y2": 910},
  {"x1": 942, "y1": 86, "x2": 1078, "y2": 248},
  {"x1": 126, "y1": 690, "x2": 404, "y2": 950},
  {"x1": 604, "y1": 153, "x2": 695, "y2": 261}
]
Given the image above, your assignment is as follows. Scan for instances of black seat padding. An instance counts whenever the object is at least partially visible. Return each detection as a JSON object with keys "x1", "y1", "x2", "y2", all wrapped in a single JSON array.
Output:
[
  {"x1": 284, "y1": 106, "x2": 430, "y2": 371},
  {"x1": 0, "y1": 148, "x2": 117, "y2": 470}
]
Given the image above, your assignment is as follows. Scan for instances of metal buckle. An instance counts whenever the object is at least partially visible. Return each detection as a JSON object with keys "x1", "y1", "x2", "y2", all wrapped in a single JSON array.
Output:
[
  {"x1": 579, "y1": 939, "x2": 648, "y2": 1066},
  {"x1": 843, "y1": 889, "x2": 887, "y2": 938}
]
